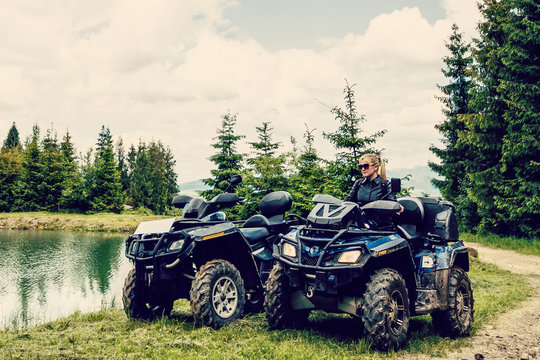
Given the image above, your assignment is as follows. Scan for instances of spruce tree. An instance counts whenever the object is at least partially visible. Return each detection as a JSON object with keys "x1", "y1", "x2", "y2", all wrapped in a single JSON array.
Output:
[
  {"x1": 13, "y1": 125, "x2": 42, "y2": 211},
  {"x1": 4, "y1": 122, "x2": 21, "y2": 150},
  {"x1": 429, "y1": 24, "x2": 479, "y2": 229},
  {"x1": 90, "y1": 126, "x2": 124, "y2": 213},
  {"x1": 115, "y1": 137, "x2": 130, "y2": 193},
  {"x1": 240, "y1": 121, "x2": 288, "y2": 218},
  {"x1": 39, "y1": 127, "x2": 65, "y2": 211},
  {"x1": 323, "y1": 80, "x2": 386, "y2": 194},
  {"x1": 461, "y1": 0, "x2": 539, "y2": 236},
  {"x1": 58, "y1": 131, "x2": 81, "y2": 212},
  {"x1": 202, "y1": 112, "x2": 245, "y2": 200},
  {"x1": 288, "y1": 125, "x2": 334, "y2": 216},
  {"x1": 0, "y1": 145, "x2": 22, "y2": 212}
]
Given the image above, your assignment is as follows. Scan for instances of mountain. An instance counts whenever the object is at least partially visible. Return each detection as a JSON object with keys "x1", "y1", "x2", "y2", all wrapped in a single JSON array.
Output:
[
  {"x1": 388, "y1": 165, "x2": 442, "y2": 198},
  {"x1": 178, "y1": 165, "x2": 442, "y2": 198}
]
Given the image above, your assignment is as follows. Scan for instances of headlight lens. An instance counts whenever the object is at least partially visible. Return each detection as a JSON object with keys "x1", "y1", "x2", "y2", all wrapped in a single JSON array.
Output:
[
  {"x1": 169, "y1": 239, "x2": 185, "y2": 251},
  {"x1": 282, "y1": 242, "x2": 297, "y2": 258},
  {"x1": 338, "y1": 250, "x2": 362, "y2": 264}
]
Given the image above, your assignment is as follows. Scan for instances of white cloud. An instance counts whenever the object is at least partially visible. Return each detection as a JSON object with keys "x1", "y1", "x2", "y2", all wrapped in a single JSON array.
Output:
[{"x1": 0, "y1": 1, "x2": 481, "y2": 182}]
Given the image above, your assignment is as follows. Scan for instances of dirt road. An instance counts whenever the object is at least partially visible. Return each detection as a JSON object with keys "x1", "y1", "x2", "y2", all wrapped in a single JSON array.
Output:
[{"x1": 407, "y1": 243, "x2": 540, "y2": 360}]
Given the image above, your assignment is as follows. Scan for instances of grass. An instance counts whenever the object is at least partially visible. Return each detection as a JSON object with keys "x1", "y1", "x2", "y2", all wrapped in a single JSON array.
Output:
[
  {"x1": 0, "y1": 212, "x2": 173, "y2": 233},
  {"x1": 462, "y1": 232, "x2": 540, "y2": 256},
  {"x1": 0, "y1": 257, "x2": 532, "y2": 360}
]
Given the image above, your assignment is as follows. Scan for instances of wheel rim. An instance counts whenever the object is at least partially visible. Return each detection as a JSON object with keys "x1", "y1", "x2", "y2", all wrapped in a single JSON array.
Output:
[
  {"x1": 389, "y1": 289, "x2": 406, "y2": 336},
  {"x1": 212, "y1": 276, "x2": 238, "y2": 319},
  {"x1": 456, "y1": 282, "x2": 471, "y2": 323}
]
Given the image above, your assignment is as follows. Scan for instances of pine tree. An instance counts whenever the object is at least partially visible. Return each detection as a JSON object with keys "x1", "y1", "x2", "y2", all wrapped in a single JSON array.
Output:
[
  {"x1": 0, "y1": 145, "x2": 22, "y2": 212},
  {"x1": 461, "y1": 0, "x2": 539, "y2": 237},
  {"x1": 90, "y1": 126, "x2": 124, "y2": 213},
  {"x1": 115, "y1": 137, "x2": 130, "y2": 193},
  {"x1": 287, "y1": 125, "x2": 334, "y2": 216},
  {"x1": 39, "y1": 127, "x2": 65, "y2": 211},
  {"x1": 202, "y1": 112, "x2": 245, "y2": 200},
  {"x1": 240, "y1": 121, "x2": 288, "y2": 218},
  {"x1": 323, "y1": 80, "x2": 386, "y2": 194},
  {"x1": 13, "y1": 125, "x2": 42, "y2": 211},
  {"x1": 58, "y1": 130, "x2": 81, "y2": 212},
  {"x1": 4, "y1": 122, "x2": 21, "y2": 150},
  {"x1": 429, "y1": 24, "x2": 479, "y2": 229},
  {"x1": 490, "y1": 0, "x2": 539, "y2": 236}
]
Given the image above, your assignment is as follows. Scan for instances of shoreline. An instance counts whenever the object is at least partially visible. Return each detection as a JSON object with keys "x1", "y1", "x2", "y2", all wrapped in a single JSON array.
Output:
[{"x1": 0, "y1": 212, "x2": 174, "y2": 233}]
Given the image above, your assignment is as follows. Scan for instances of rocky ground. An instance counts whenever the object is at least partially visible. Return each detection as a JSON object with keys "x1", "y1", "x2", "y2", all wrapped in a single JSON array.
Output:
[{"x1": 406, "y1": 243, "x2": 540, "y2": 360}]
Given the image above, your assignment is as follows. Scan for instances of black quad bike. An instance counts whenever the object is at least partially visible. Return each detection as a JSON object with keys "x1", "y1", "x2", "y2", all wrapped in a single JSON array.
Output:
[
  {"x1": 264, "y1": 180, "x2": 474, "y2": 351},
  {"x1": 123, "y1": 177, "x2": 300, "y2": 329}
]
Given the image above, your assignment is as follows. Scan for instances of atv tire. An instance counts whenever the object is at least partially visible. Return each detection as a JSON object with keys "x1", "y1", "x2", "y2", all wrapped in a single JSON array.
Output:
[
  {"x1": 431, "y1": 267, "x2": 474, "y2": 337},
  {"x1": 362, "y1": 268, "x2": 410, "y2": 351},
  {"x1": 122, "y1": 269, "x2": 173, "y2": 320},
  {"x1": 264, "y1": 263, "x2": 310, "y2": 329},
  {"x1": 190, "y1": 259, "x2": 246, "y2": 329}
]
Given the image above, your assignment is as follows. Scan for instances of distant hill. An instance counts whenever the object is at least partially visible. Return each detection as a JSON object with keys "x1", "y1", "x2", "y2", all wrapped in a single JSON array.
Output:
[
  {"x1": 178, "y1": 165, "x2": 442, "y2": 198},
  {"x1": 388, "y1": 165, "x2": 442, "y2": 198}
]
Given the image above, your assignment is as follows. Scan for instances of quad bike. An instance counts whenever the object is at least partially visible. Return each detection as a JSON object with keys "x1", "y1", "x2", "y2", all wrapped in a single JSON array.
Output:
[
  {"x1": 123, "y1": 176, "x2": 302, "y2": 328},
  {"x1": 264, "y1": 179, "x2": 474, "y2": 351}
]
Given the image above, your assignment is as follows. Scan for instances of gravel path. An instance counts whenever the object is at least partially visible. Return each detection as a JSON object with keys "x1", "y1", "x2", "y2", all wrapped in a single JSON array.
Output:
[{"x1": 406, "y1": 243, "x2": 540, "y2": 360}]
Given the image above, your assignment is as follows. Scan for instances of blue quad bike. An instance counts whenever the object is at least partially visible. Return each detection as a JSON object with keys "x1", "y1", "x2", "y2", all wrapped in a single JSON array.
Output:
[
  {"x1": 264, "y1": 180, "x2": 474, "y2": 351},
  {"x1": 122, "y1": 176, "x2": 302, "y2": 328}
]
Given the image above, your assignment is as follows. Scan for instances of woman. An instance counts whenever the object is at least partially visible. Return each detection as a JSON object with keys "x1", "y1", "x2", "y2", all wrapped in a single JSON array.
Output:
[{"x1": 344, "y1": 153, "x2": 396, "y2": 205}]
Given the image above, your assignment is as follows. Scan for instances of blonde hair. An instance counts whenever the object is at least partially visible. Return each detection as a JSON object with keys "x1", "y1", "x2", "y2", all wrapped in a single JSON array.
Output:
[{"x1": 359, "y1": 153, "x2": 387, "y2": 181}]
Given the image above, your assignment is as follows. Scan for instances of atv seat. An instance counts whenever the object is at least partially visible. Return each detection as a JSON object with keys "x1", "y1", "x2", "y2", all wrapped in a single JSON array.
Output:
[
  {"x1": 396, "y1": 197, "x2": 425, "y2": 240},
  {"x1": 397, "y1": 197, "x2": 459, "y2": 242},
  {"x1": 240, "y1": 191, "x2": 293, "y2": 245}
]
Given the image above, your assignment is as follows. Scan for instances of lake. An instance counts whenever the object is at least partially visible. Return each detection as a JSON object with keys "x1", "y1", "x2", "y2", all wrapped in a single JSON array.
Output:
[{"x1": 0, "y1": 230, "x2": 132, "y2": 329}]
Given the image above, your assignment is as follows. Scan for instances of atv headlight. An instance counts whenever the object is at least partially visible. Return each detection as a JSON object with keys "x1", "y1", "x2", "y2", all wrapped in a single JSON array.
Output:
[
  {"x1": 338, "y1": 250, "x2": 362, "y2": 264},
  {"x1": 169, "y1": 239, "x2": 185, "y2": 251},
  {"x1": 282, "y1": 242, "x2": 297, "y2": 258}
]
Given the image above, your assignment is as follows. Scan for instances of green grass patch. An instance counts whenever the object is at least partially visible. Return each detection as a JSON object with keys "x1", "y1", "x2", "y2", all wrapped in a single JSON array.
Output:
[
  {"x1": 462, "y1": 232, "x2": 540, "y2": 256},
  {"x1": 0, "y1": 212, "x2": 173, "y2": 233},
  {"x1": 0, "y1": 258, "x2": 532, "y2": 359}
]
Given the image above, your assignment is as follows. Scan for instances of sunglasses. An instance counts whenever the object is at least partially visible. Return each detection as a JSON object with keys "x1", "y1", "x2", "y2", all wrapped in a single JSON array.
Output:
[{"x1": 359, "y1": 163, "x2": 372, "y2": 170}]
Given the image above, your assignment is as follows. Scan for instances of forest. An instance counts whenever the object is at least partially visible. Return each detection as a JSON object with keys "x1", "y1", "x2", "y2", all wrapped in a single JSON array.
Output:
[{"x1": 0, "y1": 0, "x2": 537, "y2": 238}]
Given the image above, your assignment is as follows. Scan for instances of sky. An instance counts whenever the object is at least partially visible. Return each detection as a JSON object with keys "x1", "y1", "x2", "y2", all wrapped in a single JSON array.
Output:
[{"x1": 0, "y1": 0, "x2": 482, "y2": 183}]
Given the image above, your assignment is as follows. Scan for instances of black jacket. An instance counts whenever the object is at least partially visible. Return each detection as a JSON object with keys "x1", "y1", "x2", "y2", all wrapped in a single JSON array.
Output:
[{"x1": 344, "y1": 175, "x2": 396, "y2": 205}]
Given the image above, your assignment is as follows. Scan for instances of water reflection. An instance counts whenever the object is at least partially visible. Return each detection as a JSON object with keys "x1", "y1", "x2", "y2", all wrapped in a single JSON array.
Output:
[{"x1": 0, "y1": 230, "x2": 130, "y2": 328}]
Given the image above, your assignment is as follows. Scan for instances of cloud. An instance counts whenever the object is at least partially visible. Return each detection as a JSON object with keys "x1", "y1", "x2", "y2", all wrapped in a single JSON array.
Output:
[{"x1": 0, "y1": 1, "x2": 481, "y2": 182}]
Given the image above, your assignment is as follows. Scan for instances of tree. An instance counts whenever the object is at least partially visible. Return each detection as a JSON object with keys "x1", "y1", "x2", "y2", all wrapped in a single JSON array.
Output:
[
  {"x1": 202, "y1": 112, "x2": 245, "y2": 200},
  {"x1": 90, "y1": 126, "x2": 124, "y2": 213},
  {"x1": 240, "y1": 122, "x2": 288, "y2": 218},
  {"x1": 116, "y1": 137, "x2": 130, "y2": 194},
  {"x1": 429, "y1": 24, "x2": 479, "y2": 229},
  {"x1": 38, "y1": 127, "x2": 65, "y2": 211},
  {"x1": 4, "y1": 122, "x2": 21, "y2": 150},
  {"x1": 0, "y1": 145, "x2": 22, "y2": 212},
  {"x1": 287, "y1": 125, "x2": 334, "y2": 216},
  {"x1": 13, "y1": 125, "x2": 43, "y2": 211},
  {"x1": 323, "y1": 80, "x2": 386, "y2": 194},
  {"x1": 460, "y1": 0, "x2": 539, "y2": 237},
  {"x1": 58, "y1": 130, "x2": 82, "y2": 212}
]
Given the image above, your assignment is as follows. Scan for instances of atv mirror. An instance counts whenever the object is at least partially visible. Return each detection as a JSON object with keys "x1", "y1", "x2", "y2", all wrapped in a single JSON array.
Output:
[
  {"x1": 390, "y1": 178, "x2": 401, "y2": 194},
  {"x1": 172, "y1": 194, "x2": 193, "y2": 208},
  {"x1": 229, "y1": 174, "x2": 242, "y2": 185}
]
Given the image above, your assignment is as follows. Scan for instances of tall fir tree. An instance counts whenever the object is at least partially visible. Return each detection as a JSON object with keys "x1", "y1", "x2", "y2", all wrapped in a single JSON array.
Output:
[
  {"x1": 38, "y1": 127, "x2": 65, "y2": 211},
  {"x1": 58, "y1": 130, "x2": 81, "y2": 212},
  {"x1": 4, "y1": 122, "x2": 21, "y2": 150},
  {"x1": 323, "y1": 80, "x2": 386, "y2": 194},
  {"x1": 240, "y1": 121, "x2": 288, "y2": 218},
  {"x1": 202, "y1": 112, "x2": 245, "y2": 200},
  {"x1": 287, "y1": 125, "x2": 334, "y2": 216},
  {"x1": 429, "y1": 24, "x2": 479, "y2": 229},
  {"x1": 461, "y1": 0, "x2": 539, "y2": 237},
  {"x1": 90, "y1": 126, "x2": 124, "y2": 213},
  {"x1": 0, "y1": 145, "x2": 22, "y2": 212},
  {"x1": 115, "y1": 137, "x2": 130, "y2": 193},
  {"x1": 13, "y1": 125, "x2": 42, "y2": 211}
]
